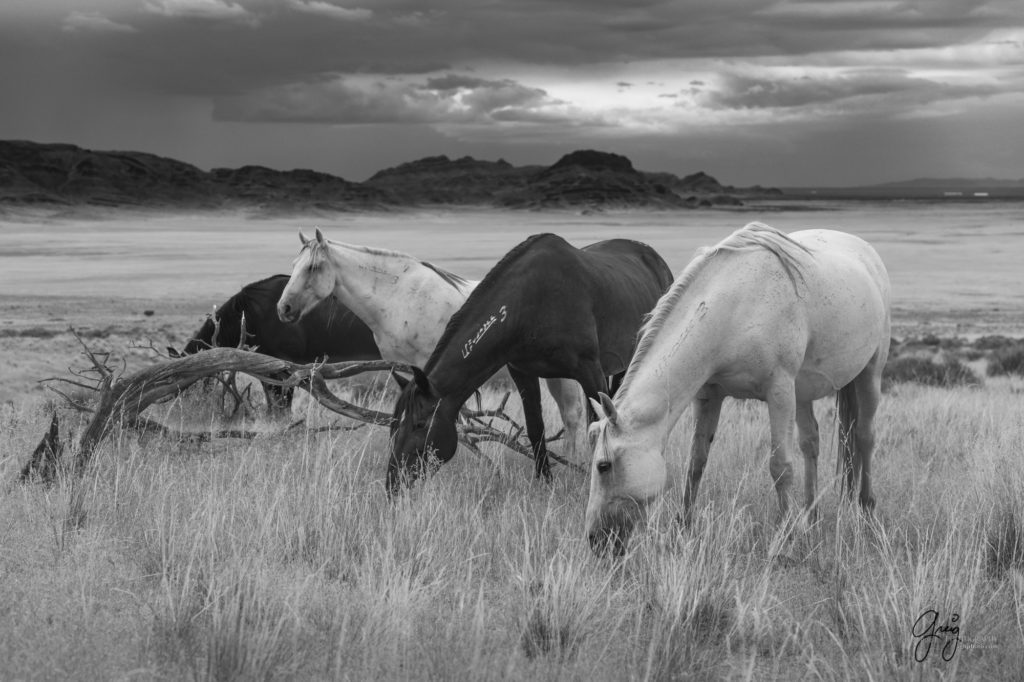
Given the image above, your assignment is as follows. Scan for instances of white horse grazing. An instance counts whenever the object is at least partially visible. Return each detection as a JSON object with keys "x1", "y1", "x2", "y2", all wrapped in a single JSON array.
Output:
[
  {"x1": 276, "y1": 229, "x2": 587, "y2": 461},
  {"x1": 584, "y1": 222, "x2": 891, "y2": 554}
]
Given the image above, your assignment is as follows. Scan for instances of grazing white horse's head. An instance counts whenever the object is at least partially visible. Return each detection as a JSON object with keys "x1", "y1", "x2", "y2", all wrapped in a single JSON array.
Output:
[
  {"x1": 584, "y1": 392, "x2": 669, "y2": 556},
  {"x1": 278, "y1": 228, "x2": 335, "y2": 323}
]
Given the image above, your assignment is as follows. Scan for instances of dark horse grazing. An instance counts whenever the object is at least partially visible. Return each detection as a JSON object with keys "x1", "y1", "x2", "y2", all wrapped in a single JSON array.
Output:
[
  {"x1": 182, "y1": 275, "x2": 381, "y2": 411},
  {"x1": 388, "y1": 233, "x2": 673, "y2": 494}
]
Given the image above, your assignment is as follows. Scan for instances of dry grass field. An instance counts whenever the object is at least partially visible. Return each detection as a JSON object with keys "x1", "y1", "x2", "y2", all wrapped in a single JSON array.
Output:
[{"x1": 1, "y1": 206, "x2": 1023, "y2": 680}]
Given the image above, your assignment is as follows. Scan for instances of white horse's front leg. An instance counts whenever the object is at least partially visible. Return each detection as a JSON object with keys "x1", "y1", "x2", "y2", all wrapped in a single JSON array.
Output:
[
  {"x1": 544, "y1": 378, "x2": 585, "y2": 464},
  {"x1": 683, "y1": 389, "x2": 724, "y2": 526},
  {"x1": 766, "y1": 376, "x2": 798, "y2": 519}
]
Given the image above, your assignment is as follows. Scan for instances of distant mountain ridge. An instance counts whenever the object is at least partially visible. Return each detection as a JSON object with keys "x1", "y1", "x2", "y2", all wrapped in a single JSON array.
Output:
[
  {"x1": 0, "y1": 140, "x2": 778, "y2": 211},
  {"x1": 864, "y1": 177, "x2": 1024, "y2": 189}
]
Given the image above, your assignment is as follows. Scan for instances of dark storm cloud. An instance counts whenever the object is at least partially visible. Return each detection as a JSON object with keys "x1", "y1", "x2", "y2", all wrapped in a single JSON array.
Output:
[
  {"x1": 30, "y1": 8, "x2": 1023, "y2": 110},
  {"x1": 212, "y1": 73, "x2": 571, "y2": 125},
  {"x1": 704, "y1": 70, "x2": 1003, "y2": 111},
  {"x1": 1, "y1": 0, "x2": 1022, "y2": 185},
  {"x1": 9, "y1": 0, "x2": 1022, "y2": 100}
]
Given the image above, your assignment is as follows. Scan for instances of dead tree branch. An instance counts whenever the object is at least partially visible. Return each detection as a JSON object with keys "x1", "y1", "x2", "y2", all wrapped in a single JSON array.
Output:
[
  {"x1": 41, "y1": 346, "x2": 411, "y2": 473},
  {"x1": 30, "y1": 331, "x2": 583, "y2": 479}
]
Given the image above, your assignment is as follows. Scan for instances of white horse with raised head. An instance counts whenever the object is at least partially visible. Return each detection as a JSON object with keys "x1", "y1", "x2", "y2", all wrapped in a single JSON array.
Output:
[
  {"x1": 276, "y1": 228, "x2": 587, "y2": 461},
  {"x1": 584, "y1": 222, "x2": 891, "y2": 554}
]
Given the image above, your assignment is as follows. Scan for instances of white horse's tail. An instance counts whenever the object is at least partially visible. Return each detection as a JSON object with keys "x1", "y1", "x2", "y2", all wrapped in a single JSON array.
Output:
[{"x1": 836, "y1": 382, "x2": 859, "y2": 499}]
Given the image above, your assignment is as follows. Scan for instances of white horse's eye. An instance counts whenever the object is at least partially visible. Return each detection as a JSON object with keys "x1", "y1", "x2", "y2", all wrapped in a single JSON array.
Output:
[{"x1": 596, "y1": 460, "x2": 612, "y2": 474}]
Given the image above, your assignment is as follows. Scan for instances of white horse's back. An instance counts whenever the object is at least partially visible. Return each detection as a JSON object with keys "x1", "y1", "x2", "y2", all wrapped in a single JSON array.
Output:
[
  {"x1": 787, "y1": 229, "x2": 891, "y2": 401},
  {"x1": 627, "y1": 225, "x2": 890, "y2": 408}
]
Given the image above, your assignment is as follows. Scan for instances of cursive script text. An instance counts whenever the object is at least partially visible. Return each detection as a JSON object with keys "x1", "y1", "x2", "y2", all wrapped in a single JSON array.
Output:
[
  {"x1": 462, "y1": 305, "x2": 508, "y2": 358},
  {"x1": 912, "y1": 609, "x2": 961, "y2": 662}
]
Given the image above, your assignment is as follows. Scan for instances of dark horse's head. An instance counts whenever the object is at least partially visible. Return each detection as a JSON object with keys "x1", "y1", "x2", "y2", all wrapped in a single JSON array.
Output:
[
  {"x1": 183, "y1": 291, "x2": 253, "y2": 354},
  {"x1": 387, "y1": 368, "x2": 460, "y2": 496}
]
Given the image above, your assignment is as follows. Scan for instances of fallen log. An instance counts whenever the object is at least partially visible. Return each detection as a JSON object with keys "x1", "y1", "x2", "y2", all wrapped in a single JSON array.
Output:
[
  {"x1": 27, "y1": 330, "x2": 584, "y2": 480},
  {"x1": 55, "y1": 346, "x2": 409, "y2": 473}
]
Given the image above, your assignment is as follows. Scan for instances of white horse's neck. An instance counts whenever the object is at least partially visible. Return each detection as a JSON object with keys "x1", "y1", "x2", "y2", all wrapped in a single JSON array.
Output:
[
  {"x1": 322, "y1": 241, "x2": 476, "y2": 366},
  {"x1": 614, "y1": 262, "x2": 727, "y2": 441}
]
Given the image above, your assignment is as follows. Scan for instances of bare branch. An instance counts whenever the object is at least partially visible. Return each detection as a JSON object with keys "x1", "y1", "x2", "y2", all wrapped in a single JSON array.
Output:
[
  {"x1": 40, "y1": 376, "x2": 103, "y2": 393},
  {"x1": 459, "y1": 424, "x2": 585, "y2": 474},
  {"x1": 302, "y1": 374, "x2": 394, "y2": 426},
  {"x1": 70, "y1": 327, "x2": 113, "y2": 380},
  {"x1": 129, "y1": 338, "x2": 179, "y2": 360},
  {"x1": 210, "y1": 307, "x2": 220, "y2": 348},
  {"x1": 41, "y1": 385, "x2": 95, "y2": 414}
]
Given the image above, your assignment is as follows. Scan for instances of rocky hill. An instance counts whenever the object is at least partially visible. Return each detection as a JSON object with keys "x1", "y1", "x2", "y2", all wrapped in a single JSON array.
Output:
[
  {"x1": 364, "y1": 155, "x2": 537, "y2": 204},
  {"x1": 501, "y1": 150, "x2": 688, "y2": 209},
  {"x1": 0, "y1": 140, "x2": 215, "y2": 207},
  {"x1": 0, "y1": 140, "x2": 387, "y2": 210},
  {"x1": 0, "y1": 140, "x2": 777, "y2": 211}
]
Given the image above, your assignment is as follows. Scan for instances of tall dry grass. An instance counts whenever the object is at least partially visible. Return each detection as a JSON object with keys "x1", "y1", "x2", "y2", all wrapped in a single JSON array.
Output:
[{"x1": 1, "y1": 375, "x2": 1022, "y2": 680}]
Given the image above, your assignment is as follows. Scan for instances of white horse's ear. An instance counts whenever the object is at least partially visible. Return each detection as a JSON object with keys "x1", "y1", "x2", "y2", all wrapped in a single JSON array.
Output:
[
  {"x1": 589, "y1": 397, "x2": 605, "y2": 420},
  {"x1": 315, "y1": 227, "x2": 326, "y2": 245},
  {"x1": 299, "y1": 231, "x2": 310, "y2": 246},
  {"x1": 599, "y1": 392, "x2": 618, "y2": 425}
]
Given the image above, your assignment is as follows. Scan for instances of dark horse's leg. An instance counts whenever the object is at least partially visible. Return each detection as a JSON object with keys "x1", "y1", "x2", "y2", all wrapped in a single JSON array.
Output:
[{"x1": 508, "y1": 367, "x2": 550, "y2": 481}]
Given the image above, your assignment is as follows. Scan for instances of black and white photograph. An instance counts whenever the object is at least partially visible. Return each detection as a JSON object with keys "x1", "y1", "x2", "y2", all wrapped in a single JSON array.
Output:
[{"x1": 1, "y1": 1, "x2": 1022, "y2": 679}]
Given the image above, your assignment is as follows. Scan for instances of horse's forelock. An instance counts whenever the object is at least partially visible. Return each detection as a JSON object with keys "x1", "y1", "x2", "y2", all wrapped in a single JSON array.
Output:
[{"x1": 292, "y1": 239, "x2": 325, "y2": 270}]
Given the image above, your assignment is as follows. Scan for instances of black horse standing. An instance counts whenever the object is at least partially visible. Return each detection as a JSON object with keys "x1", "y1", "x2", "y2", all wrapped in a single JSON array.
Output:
[
  {"x1": 388, "y1": 233, "x2": 673, "y2": 493},
  {"x1": 183, "y1": 275, "x2": 381, "y2": 412}
]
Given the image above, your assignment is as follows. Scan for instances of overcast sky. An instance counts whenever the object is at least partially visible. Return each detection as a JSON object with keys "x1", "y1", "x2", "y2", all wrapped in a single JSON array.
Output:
[{"x1": 2, "y1": 0, "x2": 1022, "y2": 186}]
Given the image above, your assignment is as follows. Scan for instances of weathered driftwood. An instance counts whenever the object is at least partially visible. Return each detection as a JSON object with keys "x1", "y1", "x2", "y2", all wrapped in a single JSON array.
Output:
[
  {"x1": 57, "y1": 346, "x2": 409, "y2": 473},
  {"x1": 30, "y1": 331, "x2": 585, "y2": 479}
]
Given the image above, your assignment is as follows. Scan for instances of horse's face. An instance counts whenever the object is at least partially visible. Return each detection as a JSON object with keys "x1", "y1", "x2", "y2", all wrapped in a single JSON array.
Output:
[
  {"x1": 184, "y1": 299, "x2": 246, "y2": 352},
  {"x1": 584, "y1": 394, "x2": 668, "y2": 556},
  {"x1": 182, "y1": 317, "x2": 216, "y2": 354},
  {"x1": 278, "y1": 230, "x2": 335, "y2": 323},
  {"x1": 386, "y1": 369, "x2": 459, "y2": 496}
]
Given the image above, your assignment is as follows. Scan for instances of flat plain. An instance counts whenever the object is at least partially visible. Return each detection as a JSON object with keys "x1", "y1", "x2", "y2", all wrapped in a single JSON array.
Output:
[{"x1": 1, "y1": 202, "x2": 1022, "y2": 680}]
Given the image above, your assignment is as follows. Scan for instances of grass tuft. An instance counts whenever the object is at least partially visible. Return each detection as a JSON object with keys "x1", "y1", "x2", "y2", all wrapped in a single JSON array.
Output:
[
  {"x1": 987, "y1": 341, "x2": 1024, "y2": 377},
  {"x1": 883, "y1": 355, "x2": 981, "y2": 389}
]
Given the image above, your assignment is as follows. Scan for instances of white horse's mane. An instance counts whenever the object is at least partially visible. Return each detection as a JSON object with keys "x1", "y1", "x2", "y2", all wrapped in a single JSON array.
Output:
[
  {"x1": 300, "y1": 237, "x2": 469, "y2": 290},
  {"x1": 615, "y1": 222, "x2": 813, "y2": 401}
]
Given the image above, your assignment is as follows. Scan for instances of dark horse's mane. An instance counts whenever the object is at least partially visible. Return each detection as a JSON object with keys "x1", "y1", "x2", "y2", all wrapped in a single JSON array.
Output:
[
  {"x1": 424, "y1": 233, "x2": 552, "y2": 373},
  {"x1": 233, "y1": 274, "x2": 290, "y2": 310},
  {"x1": 188, "y1": 275, "x2": 290, "y2": 349}
]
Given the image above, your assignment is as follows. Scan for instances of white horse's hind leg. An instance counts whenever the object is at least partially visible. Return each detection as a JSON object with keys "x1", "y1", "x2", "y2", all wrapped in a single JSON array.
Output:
[
  {"x1": 766, "y1": 376, "x2": 798, "y2": 518},
  {"x1": 544, "y1": 378, "x2": 585, "y2": 463},
  {"x1": 795, "y1": 400, "x2": 819, "y2": 521},
  {"x1": 682, "y1": 390, "x2": 724, "y2": 526},
  {"x1": 852, "y1": 361, "x2": 883, "y2": 510}
]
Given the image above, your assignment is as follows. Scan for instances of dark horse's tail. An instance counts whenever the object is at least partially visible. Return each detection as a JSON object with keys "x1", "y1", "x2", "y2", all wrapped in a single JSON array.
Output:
[{"x1": 836, "y1": 382, "x2": 859, "y2": 500}]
